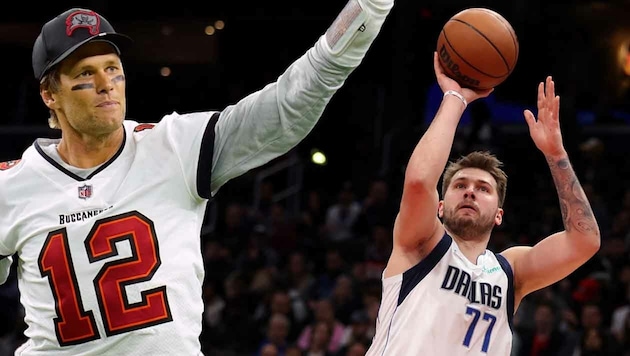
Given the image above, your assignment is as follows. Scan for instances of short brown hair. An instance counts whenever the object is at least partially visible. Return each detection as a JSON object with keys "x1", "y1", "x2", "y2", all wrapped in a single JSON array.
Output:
[
  {"x1": 39, "y1": 66, "x2": 62, "y2": 129},
  {"x1": 441, "y1": 151, "x2": 508, "y2": 207}
]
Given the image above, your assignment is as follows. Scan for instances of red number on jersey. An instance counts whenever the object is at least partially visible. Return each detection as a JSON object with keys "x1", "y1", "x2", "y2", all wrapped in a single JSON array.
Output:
[
  {"x1": 39, "y1": 230, "x2": 100, "y2": 345},
  {"x1": 38, "y1": 211, "x2": 172, "y2": 345},
  {"x1": 86, "y1": 212, "x2": 172, "y2": 335}
]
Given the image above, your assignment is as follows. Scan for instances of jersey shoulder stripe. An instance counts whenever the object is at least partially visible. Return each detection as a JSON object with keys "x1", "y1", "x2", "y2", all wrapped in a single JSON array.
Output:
[
  {"x1": 197, "y1": 112, "x2": 220, "y2": 199},
  {"x1": 399, "y1": 233, "x2": 451, "y2": 306},
  {"x1": 495, "y1": 253, "x2": 515, "y2": 331}
]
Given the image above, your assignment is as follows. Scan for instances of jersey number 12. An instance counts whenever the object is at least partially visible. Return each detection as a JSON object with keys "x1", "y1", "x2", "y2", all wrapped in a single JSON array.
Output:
[{"x1": 38, "y1": 211, "x2": 173, "y2": 346}]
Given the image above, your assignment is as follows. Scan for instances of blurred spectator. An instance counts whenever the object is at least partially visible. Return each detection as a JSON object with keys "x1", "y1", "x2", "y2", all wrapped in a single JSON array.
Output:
[
  {"x1": 286, "y1": 344, "x2": 304, "y2": 356},
  {"x1": 344, "y1": 341, "x2": 368, "y2": 356},
  {"x1": 514, "y1": 286, "x2": 572, "y2": 334},
  {"x1": 215, "y1": 202, "x2": 253, "y2": 255},
  {"x1": 329, "y1": 274, "x2": 361, "y2": 325},
  {"x1": 297, "y1": 299, "x2": 346, "y2": 354},
  {"x1": 575, "y1": 137, "x2": 616, "y2": 199},
  {"x1": 354, "y1": 178, "x2": 397, "y2": 237},
  {"x1": 572, "y1": 279, "x2": 603, "y2": 307},
  {"x1": 267, "y1": 203, "x2": 299, "y2": 258},
  {"x1": 515, "y1": 300, "x2": 574, "y2": 355},
  {"x1": 569, "y1": 303, "x2": 622, "y2": 355},
  {"x1": 250, "y1": 179, "x2": 276, "y2": 226},
  {"x1": 253, "y1": 289, "x2": 307, "y2": 343},
  {"x1": 302, "y1": 321, "x2": 334, "y2": 356},
  {"x1": 582, "y1": 183, "x2": 612, "y2": 237},
  {"x1": 260, "y1": 343, "x2": 280, "y2": 356},
  {"x1": 298, "y1": 190, "x2": 327, "y2": 243},
  {"x1": 339, "y1": 310, "x2": 373, "y2": 354},
  {"x1": 256, "y1": 313, "x2": 291, "y2": 356},
  {"x1": 278, "y1": 251, "x2": 317, "y2": 305},
  {"x1": 572, "y1": 327, "x2": 622, "y2": 356},
  {"x1": 324, "y1": 182, "x2": 361, "y2": 244},
  {"x1": 611, "y1": 282, "x2": 630, "y2": 344},
  {"x1": 203, "y1": 239, "x2": 234, "y2": 297},
  {"x1": 315, "y1": 248, "x2": 349, "y2": 300},
  {"x1": 612, "y1": 206, "x2": 630, "y2": 234},
  {"x1": 234, "y1": 225, "x2": 280, "y2": 281},
  {"x1": 487, "y1": 229, "x2": 517, "y2": 254},
  {"x1": 218, "y1": 271, "x2": 258, "y2": 353},
  {"x1": 363, "y1": 225, "x2": 392, "y2": 280}
]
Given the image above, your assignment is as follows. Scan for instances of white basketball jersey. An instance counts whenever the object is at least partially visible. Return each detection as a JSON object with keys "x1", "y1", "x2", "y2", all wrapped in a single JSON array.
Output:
[
  {"x1": 0, "y1": 115, "x2": 217, "y2": 355},
  {"x1": 366, "y1": 233, "x2": 515, "y2": 356}
]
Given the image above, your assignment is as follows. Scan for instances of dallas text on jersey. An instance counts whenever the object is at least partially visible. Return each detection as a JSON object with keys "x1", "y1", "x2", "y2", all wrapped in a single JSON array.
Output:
[{"x1": 440, "y1": 265, "x2": 503, "y2": 309}]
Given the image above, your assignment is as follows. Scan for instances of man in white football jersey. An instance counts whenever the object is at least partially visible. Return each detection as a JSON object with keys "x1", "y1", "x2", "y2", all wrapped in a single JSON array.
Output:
[
  {"x1": 0, "y1": 2, "x2": 393, "y2": 355},
  {"x1": 365, "y1": 54, "x2": 601, "y2": 355}
]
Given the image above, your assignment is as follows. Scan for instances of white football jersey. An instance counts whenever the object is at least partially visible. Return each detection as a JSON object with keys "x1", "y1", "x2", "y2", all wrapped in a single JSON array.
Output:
[
  {"x1": 0, "y1": 1, "x2": 396, "y2": 353},
  {"x1": 366, "y1": 233, "x2": 515, "y2": 356},
  {"x1": 0, "y1": 117, "x2": 216, "y2": 356}
]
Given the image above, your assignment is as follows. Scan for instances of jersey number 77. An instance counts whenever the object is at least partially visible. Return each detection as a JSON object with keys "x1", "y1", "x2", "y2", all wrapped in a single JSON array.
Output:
[{"x1": 463, "y1": 305, "x2": 496, "y2": 353}]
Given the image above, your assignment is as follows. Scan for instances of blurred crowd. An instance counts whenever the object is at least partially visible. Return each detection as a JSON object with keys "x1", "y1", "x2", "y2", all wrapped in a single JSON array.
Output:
[{"x1": 0, "y1": 125, "x2": 629, "y2": 356}]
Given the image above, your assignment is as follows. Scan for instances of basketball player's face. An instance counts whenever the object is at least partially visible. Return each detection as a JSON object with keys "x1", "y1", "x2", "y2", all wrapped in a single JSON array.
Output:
[
  {"x1": 439, "y1": 168, "x2": 503, "y2": 239},
  {"x1": 50, "y1": 41, "x2": 126, "y2": 136}
]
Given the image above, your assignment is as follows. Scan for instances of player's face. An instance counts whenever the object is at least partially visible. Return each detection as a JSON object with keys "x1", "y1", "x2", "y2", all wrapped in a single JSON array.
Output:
[
  {"x1": 439, "y1": 168, "x2": 503, "y2": 239},
  {"x1": 50, "y1": 41, "x2": 126, "y2": 136}
]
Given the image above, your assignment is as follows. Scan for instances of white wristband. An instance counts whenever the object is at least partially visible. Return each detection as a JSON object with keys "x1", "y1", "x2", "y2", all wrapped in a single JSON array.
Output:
[{"x1": 443, "y1": 90, "x2": 467, "y2": 109}]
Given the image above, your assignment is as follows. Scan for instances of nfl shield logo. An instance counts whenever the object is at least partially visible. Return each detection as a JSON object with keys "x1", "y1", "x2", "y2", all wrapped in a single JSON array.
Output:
[{"x1": 78, "y1": 184, "x2": 93, "y2": 199}]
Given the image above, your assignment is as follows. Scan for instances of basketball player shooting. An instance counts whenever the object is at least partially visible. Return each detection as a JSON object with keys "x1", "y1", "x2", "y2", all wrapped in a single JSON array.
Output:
[
  {"x1": 0, "y1": 1, "x2": 394, "y2": 355},
  {"x1": 365, "y1": 53, "x2": 600, "y2": 355}
]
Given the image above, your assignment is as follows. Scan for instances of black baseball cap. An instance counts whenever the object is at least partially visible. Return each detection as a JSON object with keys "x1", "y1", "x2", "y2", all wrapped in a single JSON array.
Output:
[{"x1": 32, "y1": 8, "x2": 133, "y2": 80}]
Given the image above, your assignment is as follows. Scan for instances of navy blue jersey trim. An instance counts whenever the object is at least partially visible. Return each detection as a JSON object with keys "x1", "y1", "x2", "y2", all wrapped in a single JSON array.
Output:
[
  {"x1": 398, "y1": 233, "x2": 452, "y2": 306},
  {"x1": 196, "y1": 112, "x2": 220, "y2": 199},
  {"x1": 495, "y1": 253, "x2": 515, "y2": 332},
  {"x1": 34, "y1": 126, "x2": 127, "y2": 182}
]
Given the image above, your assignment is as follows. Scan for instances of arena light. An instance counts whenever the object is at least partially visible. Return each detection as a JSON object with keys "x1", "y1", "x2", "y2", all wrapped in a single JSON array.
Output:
[
  {"x1": 310, "y1": 149, "x2": 327, "y2": 166},
  {"x1": 160, "y1": 67, "x2": 171, "y2": 77}
]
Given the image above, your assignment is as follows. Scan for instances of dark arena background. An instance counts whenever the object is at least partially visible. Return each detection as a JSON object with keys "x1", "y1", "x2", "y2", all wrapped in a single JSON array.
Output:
[{"x1": 1, "y1": 0, "x2": 629, "y2": 355}]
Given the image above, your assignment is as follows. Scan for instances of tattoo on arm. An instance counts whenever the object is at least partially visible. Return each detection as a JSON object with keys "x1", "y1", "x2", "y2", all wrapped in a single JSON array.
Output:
[{"x1": 547, "y1": 157, "x2": 597, "y2": 234}]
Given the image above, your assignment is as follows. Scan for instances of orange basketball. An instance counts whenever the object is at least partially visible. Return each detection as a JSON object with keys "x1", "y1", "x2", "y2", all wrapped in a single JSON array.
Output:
[{"x1": 436, "y1": 8, "x2": 519, "y2": 90}]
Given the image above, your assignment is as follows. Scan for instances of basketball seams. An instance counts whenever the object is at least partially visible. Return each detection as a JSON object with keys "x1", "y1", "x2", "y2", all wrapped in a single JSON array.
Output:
[
  {"x1": 437, "y1": 7, "x2": 519, "y2": 89},
  {"x1": 448, "y1": 18, "x2": 511, "y2": 75},
  {"x1": 476, "y1": 8, "x2": 519, "y2": 71},
  {"x1": 441, "y1": 28, "x2": 504, "y2": 79}
]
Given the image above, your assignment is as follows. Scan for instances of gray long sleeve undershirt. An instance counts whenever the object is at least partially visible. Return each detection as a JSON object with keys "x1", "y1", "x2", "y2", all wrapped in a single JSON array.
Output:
[{"x1": 209, "y1": 0, "x2": 394, "y2": 196}]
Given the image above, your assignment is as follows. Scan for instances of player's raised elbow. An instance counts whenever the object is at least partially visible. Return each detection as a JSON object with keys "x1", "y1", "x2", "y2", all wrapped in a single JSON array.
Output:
[
  {"x1": 574, "y1": 224, "x2": 601, "y2": 258},
  {"x1": 587, "y1": 228, "x2": 601, "y2": 255},
  {"x1": 400, "y1": 179, "x2": 439, "y2": 212},
  {"x1": 403, "y1": 172, "x2": 437, "y2": 194}
]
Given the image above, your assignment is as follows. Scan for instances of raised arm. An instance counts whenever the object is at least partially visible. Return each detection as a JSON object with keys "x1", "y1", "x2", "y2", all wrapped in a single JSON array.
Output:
[
  {"x1": 392, "y1": 54, "x2": 493, "y2": 253},
  {"x1": 209, "y1": 0, "x2": 394, "y2": 195},
  {"x1": 502, "y1": 76, "x2": 600, "y2": 303}
]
